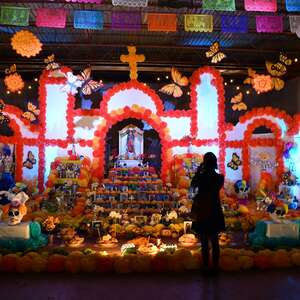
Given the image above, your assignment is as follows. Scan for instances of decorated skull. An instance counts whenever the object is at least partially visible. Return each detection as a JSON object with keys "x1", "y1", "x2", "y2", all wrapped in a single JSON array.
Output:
[
  {"x1": 234, "y1": 180, "x2": 250, "y2": 202},
  {"x1": 0, "y1": 191, "x2": 29, "y2": 226}
]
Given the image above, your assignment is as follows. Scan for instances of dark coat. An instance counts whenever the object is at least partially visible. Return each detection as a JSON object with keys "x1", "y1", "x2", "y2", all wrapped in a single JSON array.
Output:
[{"x1": 190, "y1": 168, "x2": 225, "y2": 235}]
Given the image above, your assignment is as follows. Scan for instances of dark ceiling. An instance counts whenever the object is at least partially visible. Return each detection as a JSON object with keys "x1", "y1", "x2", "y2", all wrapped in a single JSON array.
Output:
[{"x1": 0, "y1": 0, "x2": 299, "y2": 80}]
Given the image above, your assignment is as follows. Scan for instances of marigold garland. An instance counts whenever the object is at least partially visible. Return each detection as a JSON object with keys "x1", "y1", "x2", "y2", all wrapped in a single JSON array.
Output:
[{"x1": 11, "y1": 30, "x2": 42, "y2": 58}]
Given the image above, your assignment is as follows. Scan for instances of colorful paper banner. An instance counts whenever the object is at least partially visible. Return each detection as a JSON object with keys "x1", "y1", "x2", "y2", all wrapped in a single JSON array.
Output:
[
  {"x1": 289, "y1": 15, "x2": 300, "y2": 37},
  {"x1": 112, "y1": 0, "x2": 148, "y2": 7},
  {"x1": 74, "y1": 10, "x2": 103, "y2": 30},
  {"x1": 221, "y1": 15, "x2": 248, "y2": 33},
  {"x1": 147, "y1": 13, "x2": 177, "y2": 32},
  {"x1": 256, "y1": 15, "x2": 283, "y2": 33},
  {"x1": 66, "y1": 0, "x2": 103, "y2": 2},
  {"x1": 244, "y1": 0, "x2": 277, "y2": 12},
  {"x1": 286, "y1": 0, "x2": 300, "y2": 11},
  {"x1": 184, "y1": 14, "x2": 213, "y2": 32},
  {"x1": 0, "y1": 6, "x2": 29, "y2": 26},
  {"x1": 36, "y1": 8, "x2": 67, "y2": 28},
  {"x1": 202, "y1": 0, "x2": 236, "y2": 11},
  {"x1": 111, "y1": 12, "x2": 141, "y2": 31}
]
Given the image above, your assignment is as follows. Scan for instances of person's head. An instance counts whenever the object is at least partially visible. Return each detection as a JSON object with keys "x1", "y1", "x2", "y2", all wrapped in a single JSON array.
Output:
[{"x1": 202, "y1": 152, "x2": 218, "y2": 171}]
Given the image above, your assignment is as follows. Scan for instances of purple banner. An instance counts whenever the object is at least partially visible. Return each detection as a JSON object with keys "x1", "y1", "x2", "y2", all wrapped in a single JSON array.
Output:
[
  {"x1": 221, "y1": 15, "x2": 248, "y2": 33},
  {"x1": 111, "y1": 12, "x2": 141, "y2": 31},
  {"x1": 256, "y1": 15, "x2": 283, "y2": 33}
]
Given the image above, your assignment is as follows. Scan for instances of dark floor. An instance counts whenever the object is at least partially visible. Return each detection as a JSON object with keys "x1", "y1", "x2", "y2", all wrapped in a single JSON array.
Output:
[{"x1": 0, "y1": 270, "x2": 299, "y2": 300}]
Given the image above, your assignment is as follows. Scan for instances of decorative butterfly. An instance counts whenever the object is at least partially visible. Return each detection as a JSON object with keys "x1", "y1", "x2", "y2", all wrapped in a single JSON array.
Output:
[
  {"x1": 231, "y1": 92, "x2": 247, "y2": 111},
  {"x1": 159, "y1": 67, "x2": 189, "y2": 98},
  {"x1": 0, "y1": 99, "x2": 10, "y2": 125},
  {"x1": 5, "y1": 64, "x2": 16, "y2": 75},
  {"x1": 205, "y1": 42, "x2": 226, "y2": 64},
  {"x1": 227, "y1": 153, "x2": 242, "y2": 170},
  {"x1": 265, "y1": 53, "x2": 292, "y2": 77},
  {"x1": 77, "y1": 67, "x2": 103, "y2": 96},
  {"x1": 44, "y1": 54, "x2": 60, "y2": 71},
  {"x1": 23, "y1": 151, "x2": 36, "y2": 169},
  {"x1": 22, "y1": 102, "x2": 40, "y2": 122}
]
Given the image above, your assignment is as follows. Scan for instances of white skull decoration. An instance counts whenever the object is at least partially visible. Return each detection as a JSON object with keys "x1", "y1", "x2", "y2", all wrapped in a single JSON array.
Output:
[{"x1": 0, "y1": 191, "x2": 29, "y2": 226}]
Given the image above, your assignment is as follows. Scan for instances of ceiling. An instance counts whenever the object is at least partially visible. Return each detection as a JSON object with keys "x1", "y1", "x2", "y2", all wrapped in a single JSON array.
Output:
[{"x1": 0, "y1": 0, "x2": 300, "y2": 80}]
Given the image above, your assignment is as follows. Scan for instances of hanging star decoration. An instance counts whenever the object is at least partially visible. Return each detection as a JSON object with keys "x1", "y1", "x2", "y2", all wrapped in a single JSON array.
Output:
[
  {"x1": 4, "y1": 64, "x2": 25, "y2": 93},
  {"x1": 120, "y1": 46, "x2": 145, "y2": 80},
  {"x1": 0, "y1": 100, "x2": 10, "y2": 125},
  {"x1": 243, "y1": 68, "x2": 273, "y2": 94},
  {"x1": 265, "y1": 53, "x2": 292, "y2": 91}
]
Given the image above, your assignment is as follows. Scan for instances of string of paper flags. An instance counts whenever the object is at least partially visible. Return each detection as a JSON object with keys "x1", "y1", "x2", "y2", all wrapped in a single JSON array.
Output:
[{"x1": 0, "y1": 3, "x2": 299, "y2": 36}]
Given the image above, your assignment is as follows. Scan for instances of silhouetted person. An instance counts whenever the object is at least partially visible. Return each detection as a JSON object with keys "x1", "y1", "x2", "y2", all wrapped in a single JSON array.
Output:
[{"x1": 190, "y1": 152, "x2": 225, "y2": 274}]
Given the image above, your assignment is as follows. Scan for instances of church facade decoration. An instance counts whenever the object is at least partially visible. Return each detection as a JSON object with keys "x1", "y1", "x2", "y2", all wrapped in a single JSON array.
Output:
[{"x1": 0, "y1": 66, "x2": 298, "y2": 192}]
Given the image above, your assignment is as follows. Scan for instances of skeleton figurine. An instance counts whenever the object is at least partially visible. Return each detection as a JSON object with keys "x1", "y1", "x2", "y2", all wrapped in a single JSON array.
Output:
[{"x1": 0, "y1": 190, "x2": 29, "y2": 225}]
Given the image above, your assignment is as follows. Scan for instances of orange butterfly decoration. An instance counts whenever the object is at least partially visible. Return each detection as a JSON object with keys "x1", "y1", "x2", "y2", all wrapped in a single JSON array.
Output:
[
  {"x1": 77, "y1": 67, "x2": 103, "y2": 96},
  {"x1": 231, "y1": 92, "x2": 247, "y2": 111},
  {"x1": 159, "y1": 67, "x2": 189, "y2": 98},
  {"x1": 22, "y1": 102, "x2": 40, "y2": 122},
  {"x1": 23, "y1": 151, "x2": 36, "y2": 169},
  {"x1": 205, "y1": 42, "x2": 226, "y2": 64}
]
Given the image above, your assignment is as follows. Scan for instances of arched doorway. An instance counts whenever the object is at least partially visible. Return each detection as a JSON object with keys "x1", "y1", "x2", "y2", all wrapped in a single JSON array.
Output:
[{"x1": 104, "y1": 118, "x2": 161, "y2": 177}]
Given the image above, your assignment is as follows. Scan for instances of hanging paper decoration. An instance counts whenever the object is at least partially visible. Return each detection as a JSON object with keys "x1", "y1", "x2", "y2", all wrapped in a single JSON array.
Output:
[
  {"x1": 112, "y1": 12, "x2": 141, "y2": 31},
  {"x1": 231, "y1": 92, "x2": 247, "y2": 111},
  {"x1": 77, "y1": 67, "x2": 103, "y2": 96},
  {"x1": 184, "y1": 14, "x2": 213, "y2": 32},
  {"x1": 4, "y1": 64, "x2": 24, "y2": 93},
  {"x1": 251, "y1": 153, "x2": 278, "y2": 171},
  {"x1": 227, "y1": 153, "x2": 242, "y2": 170},
  {"x1": 112, "y1": 0, "x2": 148, "y2": 7},
  {"x1": 244, "y1": 68, "x2": 275, "y2": 93},
  {"x1": 289, "y1": 16, "x2": 300, "y2": 38},
  {"x1": 36, "y1": 8, "x2": 67, "y2": 28},
  {"x1": 0, "y1": 100, "x2": 10, "y2": 125},
  {"x1": 286, "y1": 0, "x2": 300, "y2": 12},
  {"x1": 11, "y1": 30, "x2": 42, "y2": 58},
  {"x1": 66, "y1": 0, "x2": 103, "y2": 3},
  {"x1": 256, "y1": 16, "x2": 283, "y2": 33},
  {"x1": 147, "y1": 13, "x2": 177, "y2": 32},
  {"x1": 244, "y1": 0, "x2": 277, "y2": 12},
  {"x1": 22, "y1": 102, "x2": 40, "y2": 123},
  {"x1": 205, "y1": 42, "x2": 226, "y2": 64},
  {"x1": 159, "y1": 67, "x2": 189, "y2": 98},
  {"x1": 202, "y1": 0, "x2": 236, "y2": 11},
  {"x1": 221, "y1": 15, "x2": 248, "y2": 33},
  {"x1": 74, "y1": 10, "x2": 103, "y2": 30},
  {"x1": 120, "y1": 46, "x2": 145, "y2": 80},
  {"x1": 0, "y1": 6, "x2": 29, "y2": 26}
]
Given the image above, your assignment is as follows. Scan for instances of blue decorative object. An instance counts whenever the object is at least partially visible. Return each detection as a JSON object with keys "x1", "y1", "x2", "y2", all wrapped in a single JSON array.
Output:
[
  {"x1": 286, "y1": 0, "x2": 300, "y2": 12},
  {"x1": 74, "y1": 10, "x2": 104, "y2": 30},
  {"x1": 81, "y1": 98, "x2": 93, "y2": 110},
  {"x1": 0, "y1": 221, "x2": 48, "y2": 251},
  {"x1": 221, "y1": 15, "x2": 248, "y2": 33}
]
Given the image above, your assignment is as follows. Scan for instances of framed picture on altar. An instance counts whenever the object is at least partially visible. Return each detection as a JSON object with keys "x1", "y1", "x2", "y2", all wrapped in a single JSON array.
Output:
[{"x1": 184, "y1": 221, "x2": 193, "y2": 234}]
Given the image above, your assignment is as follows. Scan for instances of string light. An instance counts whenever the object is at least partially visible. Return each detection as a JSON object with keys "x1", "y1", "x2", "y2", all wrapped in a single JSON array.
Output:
[
  {"x1": 295, "y1": 58, "x2": 298, "y2": 63},
  {"x1": 17, "y1": 90, "x2": 21, "y2": 94},
  {"x1": 143, "y1": 83, "x2": 147, "y2": 86},
  {"x1": 6, "y1": 91, "x2": 10, "y2": 94},
  {"x1": 34, "y1": 78, "x2": 38, "y2": 82},
  {"x1": 230, "y1": 79, "x2": 234, "y2": 83},
  {"x1": 187, "y1": 91, "x2": 190, "y2": 95},
  {"x1": 157, "y1": 77, "x2": 160, "y2": 81},
  {"x1": 236, "y1": 86, "x2": 240, "y2": 90},
  {"x1": 165, "y1": 75, "x2": 169, "y2": 79},
  {"x1": 224, "y1": 82, "x2": 227, "y2": 86},
  {"x1": 246, "y1": 90, "x2": 250, "y2": 94},
  {"x1": 28, "y1": 85, "x2": 32, "y2": 89}
]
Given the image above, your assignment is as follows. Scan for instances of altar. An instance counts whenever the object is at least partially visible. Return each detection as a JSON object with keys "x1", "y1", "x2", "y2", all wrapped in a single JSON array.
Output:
[{"x1": 118, "y1": 125, "x2": 143, "y2": 167}]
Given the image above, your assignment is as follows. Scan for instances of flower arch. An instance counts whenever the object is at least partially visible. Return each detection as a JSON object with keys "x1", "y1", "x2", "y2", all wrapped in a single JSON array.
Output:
[
  {"x1": 242, "y1": 118, "x2": 284, "y2": 181},
  {"x1": 91, "y1": 105, "x2": 172, "y2": 182}
]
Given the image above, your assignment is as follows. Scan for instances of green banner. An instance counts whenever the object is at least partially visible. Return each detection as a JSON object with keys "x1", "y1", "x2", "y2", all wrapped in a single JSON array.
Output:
[
  {"x1": 202, "y1": 0, "x2": 236, "y2": 11},
  {"x1": 0, "y1": 6, "x2": 29, "y2": 26}
]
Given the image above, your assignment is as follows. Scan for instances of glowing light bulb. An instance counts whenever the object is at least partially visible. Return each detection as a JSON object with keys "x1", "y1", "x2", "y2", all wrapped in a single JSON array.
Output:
[
  {"x1": 28, "y1": 85, "x2": 32, "y2": 89},
  {"x1": 6, "y1": 91, "x2": 10, "y2": 94},
  {"x1": 18, "y1": 90, "x2": 21, "y2": 94},
  {"x1": 224, "y1": 82, "x2": 227, "y2": 86},
  {"x1": 187, "y1": 91, "x2": 190, "y2": 95},
  {"x1": 230, "y1": 79, "x2": 234, "y2": 83},
  {"x1": 34, "y1": 78, "x2": 38, "y2": 82},
  {"x1": 236, "y1": 86, "x2": 240, "y2": 90},
  {"x1": 165, "y1": 75, "x2": 169, "y2": 79},
  {"x1": 246, "y1": 90, "x2": 250, "y2": 94},
  {"x1": 295, "y1": 58, "x2": 298, "y2": 63},
  {"x1": 157, "y1": 77, "x2": 160, "y2": 81}
]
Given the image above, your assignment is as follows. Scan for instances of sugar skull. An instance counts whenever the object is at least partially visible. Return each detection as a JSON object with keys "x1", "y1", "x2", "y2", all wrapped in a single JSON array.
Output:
[
  {"x1": 234, "y1": 180, "x2": 250, "y2": 204},
  {"x1": 0, "y1": 191, "x2": 29, "y2": 225}
]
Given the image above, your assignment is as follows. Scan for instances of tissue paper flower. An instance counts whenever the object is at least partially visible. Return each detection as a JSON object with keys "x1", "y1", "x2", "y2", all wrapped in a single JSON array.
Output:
[{"x1": 11, "y1": 30, "x2": 42, "y2": 58}]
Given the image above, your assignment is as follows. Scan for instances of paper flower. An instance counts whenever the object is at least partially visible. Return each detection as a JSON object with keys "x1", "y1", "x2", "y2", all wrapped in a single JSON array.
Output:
[
  {"x1": 4, "y1": 64, "x2": 24, "y2": 93},
  {"x1": 252, "y1": 74, "x2": 273, "y2": 93},
  {"x1": 109, "y1": 211, "x2": 121, "y2": 219},
  {"x1": 11, "y1": 30, "x2": 42, "y2": 58},
  {"x1": 166, "y1": 210, "x2": 178, "y2": 221}
]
